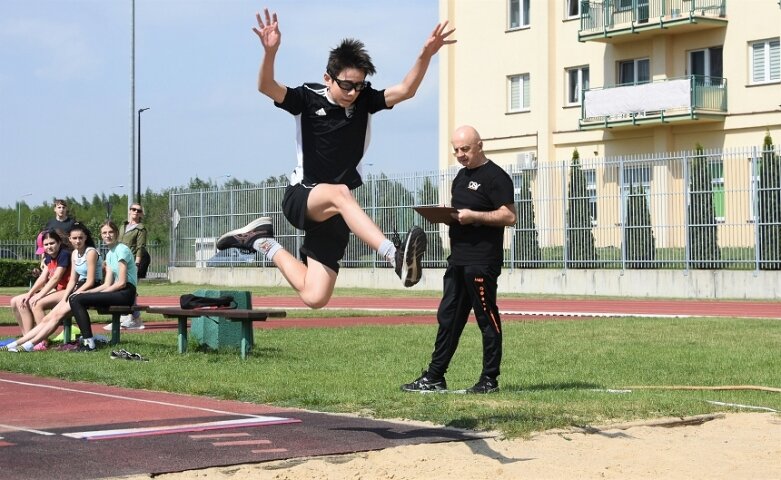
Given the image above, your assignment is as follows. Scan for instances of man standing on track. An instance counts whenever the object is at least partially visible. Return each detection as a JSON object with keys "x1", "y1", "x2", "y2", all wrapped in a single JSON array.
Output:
[{"x1": 402, "y1": 125, "x2": 517, "y2": 394}]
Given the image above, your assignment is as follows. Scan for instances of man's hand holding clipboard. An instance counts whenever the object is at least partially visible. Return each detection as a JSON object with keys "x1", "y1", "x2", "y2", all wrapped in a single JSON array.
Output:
[{"x1": 413, "y1": 206, "x2": 459, "y2": 225}]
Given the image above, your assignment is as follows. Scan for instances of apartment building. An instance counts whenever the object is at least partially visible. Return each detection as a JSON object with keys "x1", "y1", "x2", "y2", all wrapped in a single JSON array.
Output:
[{"x1": 438, "y1": 0, "x2": 781, "y2": 251}]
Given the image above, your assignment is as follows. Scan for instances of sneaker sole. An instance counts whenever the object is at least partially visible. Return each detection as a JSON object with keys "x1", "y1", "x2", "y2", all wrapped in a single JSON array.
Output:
[
  {"x1": 216, "y1": 217, "x2": 273, "y2": 250},
  {"x1": 401, "y1": 227, "x2": 427, "y2": 287}
]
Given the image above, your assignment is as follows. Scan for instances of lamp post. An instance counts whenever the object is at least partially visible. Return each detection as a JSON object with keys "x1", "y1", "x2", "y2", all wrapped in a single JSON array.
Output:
[
  {"x1": 137, "y1": 107, "x2": 150, "y2": 202},
  {"x1": 16, "y1": 193, "x2": 32, "y2": 235}
]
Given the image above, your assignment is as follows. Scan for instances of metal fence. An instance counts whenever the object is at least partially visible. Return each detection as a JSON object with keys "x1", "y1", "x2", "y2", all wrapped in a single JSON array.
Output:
[{"x1": 170, "y1": 144, "x2": 781, "y2": 272}]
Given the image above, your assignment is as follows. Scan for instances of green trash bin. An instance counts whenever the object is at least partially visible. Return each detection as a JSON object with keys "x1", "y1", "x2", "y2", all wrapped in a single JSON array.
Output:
[{"x1": 190, "y1": 290, "x2": 252, "y2": 350}]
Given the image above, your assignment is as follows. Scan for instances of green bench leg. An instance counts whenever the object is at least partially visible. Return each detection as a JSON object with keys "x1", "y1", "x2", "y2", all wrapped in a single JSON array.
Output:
[
  {"x1": 63, "y1": 316, "x2": 72, "y2": 344},
  {"x1": 240, "y1": 320, "x2": 254, "y2": 360},
  {"x1": 111, "y1": 314, "x2": 122, "y2": 345},
  {"x1": 177, "y1": 317, "x2": 188, "y2": 353}
]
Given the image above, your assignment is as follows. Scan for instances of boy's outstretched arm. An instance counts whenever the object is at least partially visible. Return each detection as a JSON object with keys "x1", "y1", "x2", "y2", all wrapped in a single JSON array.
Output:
[
  {"x1": 384, "y1": 21, "x2": 456, "y2": 107},
  {"x1": 253, "y1": 8, "x2": 287, "y2": 103}
]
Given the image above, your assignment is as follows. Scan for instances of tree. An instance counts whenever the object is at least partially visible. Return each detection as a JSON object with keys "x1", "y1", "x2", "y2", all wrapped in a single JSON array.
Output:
[
  {"x1": 566, "y1": 149, "x2": 597, "y2": 268},
  {"x1": 687, "y1": 143, "x2": 720, "y2": 269},
  {"x1": 624, "y1": 183, "x2": 656, "y2": 268},
  {"x1": 759, "y1": 131, "x2": 781, "y2": 270},
  {"x1": 513, "y1": 171, "x2": 541, "y2": 267}
]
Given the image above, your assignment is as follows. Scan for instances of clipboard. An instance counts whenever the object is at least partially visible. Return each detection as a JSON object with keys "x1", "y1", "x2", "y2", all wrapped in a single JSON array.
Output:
[{"x1": 413, "y1": 206, "x2": 458, "y2": 224}]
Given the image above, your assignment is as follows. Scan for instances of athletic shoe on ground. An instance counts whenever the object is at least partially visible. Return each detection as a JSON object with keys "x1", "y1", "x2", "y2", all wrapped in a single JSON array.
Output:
[
  {"x1": 393, "y1": 226, "x2": 427, "y2": 288},
  {"x1": 216, "y1": 217, "x2": 274, "y2": 253},
  {"x1": 6, "y1": 345, "x2": 19, "y2": 353},
  {"x1": 74, "y1": 342, "x2": 97, "y2": 353},
  {"x1": 465, "y1": 376, "x2": 499, "y2": 394},
  {"x1": 103, "y1": 315, "x2": 145, "y2": 330},
  {"x1": 401, "y1": 371, "x2": 447, "y2": 392}
]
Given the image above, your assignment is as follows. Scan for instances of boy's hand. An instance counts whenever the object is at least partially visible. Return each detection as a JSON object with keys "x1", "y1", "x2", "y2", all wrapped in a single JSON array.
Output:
[
  {"x1": 423, "y1": 20, "x2": 456, "y2": 57},
  {"x1": 252, "y1": 8, "x2": 281, "y2": 52}
]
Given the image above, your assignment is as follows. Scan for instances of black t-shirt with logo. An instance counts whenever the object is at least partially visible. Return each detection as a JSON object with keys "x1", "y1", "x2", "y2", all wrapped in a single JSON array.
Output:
[
  {"x1": 275, "y1": 83, "x2": 391, "y2": 190},
  {"x1": 449, "y1": 160, "x2": 515, "y2": 266}
]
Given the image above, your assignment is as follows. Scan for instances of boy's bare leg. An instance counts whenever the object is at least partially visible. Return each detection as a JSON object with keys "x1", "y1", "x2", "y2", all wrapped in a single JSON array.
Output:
[
  {"x1": 306, "y1": 183, "x2": 387, "y2": 250},
  {"x1": 272, "y1": 250, "x2": 337, "y2": 309}
]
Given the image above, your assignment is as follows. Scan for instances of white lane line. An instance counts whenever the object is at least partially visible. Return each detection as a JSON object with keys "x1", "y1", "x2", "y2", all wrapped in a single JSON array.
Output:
[
  {"x1": 0, "y1": 377, "x2": 274, "y2": 418},
  {"x1": 0, "y1": 423, "x2": 56, "y2": 436},
  {"x1": 63, "y1": 417, "x2": 298, "y2": 440},
  {"x1": 500, "y1": 310, "x2": 694, "y2": 318}
]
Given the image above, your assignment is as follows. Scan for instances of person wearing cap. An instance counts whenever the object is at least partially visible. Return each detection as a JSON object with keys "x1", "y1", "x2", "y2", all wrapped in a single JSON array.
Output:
[{"x1": 44, "y1": 199, "x2": 76, "y2": 234}]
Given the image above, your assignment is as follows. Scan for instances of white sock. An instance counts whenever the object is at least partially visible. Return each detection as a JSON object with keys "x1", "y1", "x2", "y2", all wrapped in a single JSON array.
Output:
[
  {"x1": 378, "y1": 239, "x2": 396, "y2": 267},
  {"x1": 22, "y1": 341, "x2": 34, "y2": 352},
  {"x1": 5, "y1": 341, "x2": 17, "y2": 350},
  {"x1": 253, "y1": 238, "x2": 282, "y2": 261}
]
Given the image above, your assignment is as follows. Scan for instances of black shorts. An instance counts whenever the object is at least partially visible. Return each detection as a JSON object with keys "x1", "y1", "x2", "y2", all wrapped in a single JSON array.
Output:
[{"x1": 282, "y1": 183, "x2": 350, "y2": 273}]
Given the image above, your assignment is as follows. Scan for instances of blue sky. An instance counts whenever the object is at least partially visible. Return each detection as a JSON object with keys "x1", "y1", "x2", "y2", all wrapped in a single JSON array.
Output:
[{"x1": 0, "y1": 0, "x2": 443, "y2": 208}]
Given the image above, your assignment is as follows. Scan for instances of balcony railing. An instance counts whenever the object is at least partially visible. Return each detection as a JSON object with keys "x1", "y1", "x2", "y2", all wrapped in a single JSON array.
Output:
[
  {"x1": 580, "y1": 75, "x2": 727, "y2": 129},
  {"x1": 579, "y1": 0, "x2": 727, "y2": 42}
]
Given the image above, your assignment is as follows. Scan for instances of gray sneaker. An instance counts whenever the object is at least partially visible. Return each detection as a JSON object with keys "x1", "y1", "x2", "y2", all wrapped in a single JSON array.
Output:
[{"x1": 216, "y1": 217, "x2": 274, "y2": 253}]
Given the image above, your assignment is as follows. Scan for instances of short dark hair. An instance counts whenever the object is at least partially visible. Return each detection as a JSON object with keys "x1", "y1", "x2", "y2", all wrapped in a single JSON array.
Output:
[{"x1": 326, "y1": 38, "x2": 376, "y2": 78}]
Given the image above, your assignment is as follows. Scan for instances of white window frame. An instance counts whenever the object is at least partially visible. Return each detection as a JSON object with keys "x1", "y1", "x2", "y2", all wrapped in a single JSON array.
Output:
[
  {"x1": 618, "y1": 58, "x2": 650, "y2": 85},
  {"x1": 621, "y1": 165, "x2": 652, "y2": 224},
  {"x1": 566, "y1": 66, "x2": 590, "y2": 105},
  {"x1": 566, "y1": 0, "x2": 581, "y2": 18},
  {"x1": 688, "y1": 46, "x2": 723, "y2": 85},
  {"x1": 584, "y1": 169, "x2": 598, "y2": 226},
  {"x1": 749, "y1": 38, "x2": 780, "y2": 84},
  {"x1": 508, "y1": 74, "x2": 531, "y2": 113},
  {"x1": 508, "y1": 0, "x2": 530, "y2": 29}
]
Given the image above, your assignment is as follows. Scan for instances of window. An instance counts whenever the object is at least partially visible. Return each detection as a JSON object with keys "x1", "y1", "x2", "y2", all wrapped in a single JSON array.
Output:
[
  {"x1": 508, "y1": 74, "x2": 530, "y2": 112},
  {"x1": 566, "y1": 0, "x2": 583, "y2": 18},
  {"x1": 621, "y1": 165, "x2": 652, "y2": 217},
  {"x1": 710, "y1": 161, "x2": 725, "y2": 223},
  {"x1": 584, "y1": 169, "x2": 598, "y2": 225},
  {"x1": 618, "y1": 58, "x2": 650, "y2": 85},
  {"x1": 509, "y1": 0, "x2": 530, "y2": 29},
  {"x1": 689, "y1": 46, "x2": 724, "y2": 85},
  {"x1": 750, "y1": 38, "x2": 780, "y2": 84},
  {"x1": 566, "y1": 66, "x2": 590, "y2": 105}
]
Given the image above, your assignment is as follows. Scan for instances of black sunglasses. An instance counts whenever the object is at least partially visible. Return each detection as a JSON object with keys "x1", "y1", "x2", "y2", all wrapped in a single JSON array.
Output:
[{"x1": 327, "y1": 70, "x2": 370, "y2": 92}]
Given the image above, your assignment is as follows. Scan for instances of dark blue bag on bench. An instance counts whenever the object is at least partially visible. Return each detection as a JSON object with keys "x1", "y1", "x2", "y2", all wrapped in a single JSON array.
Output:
[{"x1": 179, "y1": 294, "x2": 237, "y2": 310}]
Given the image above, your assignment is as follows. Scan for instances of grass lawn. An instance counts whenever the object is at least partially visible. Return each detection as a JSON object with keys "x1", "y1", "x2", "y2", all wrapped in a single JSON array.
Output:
[{"x1": 1, "y1": 307, "x2": 779, "y2": 438}]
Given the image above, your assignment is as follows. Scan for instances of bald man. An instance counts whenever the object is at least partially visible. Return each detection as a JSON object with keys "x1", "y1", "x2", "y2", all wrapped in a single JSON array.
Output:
[{"x1": 402, "y1": 125, "x2": 517, "y2": 394}]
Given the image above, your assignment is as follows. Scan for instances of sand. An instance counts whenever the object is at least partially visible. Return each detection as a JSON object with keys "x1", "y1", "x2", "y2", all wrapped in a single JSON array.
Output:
[{"x1": 120, "y1": 412, "x2": 780, "y2": 480}]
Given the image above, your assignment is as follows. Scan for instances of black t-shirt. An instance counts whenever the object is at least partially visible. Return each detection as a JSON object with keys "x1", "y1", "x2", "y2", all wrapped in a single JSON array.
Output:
[
  {"x1": 45, "y1": 217, "x2": 76, "y2": 234},
  {"x1": 275, "y1": 83, "x2": 391, "y2": 190},
  {"x1": 449, "y1": 160, "x2": 515, "y2": 266}
]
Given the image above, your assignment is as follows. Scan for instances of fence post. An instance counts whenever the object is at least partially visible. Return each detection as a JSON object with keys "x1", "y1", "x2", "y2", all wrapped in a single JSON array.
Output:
[
  {"x1": 683, "y1": 150, "x2": 691, "y2": 274},
  {"x1": 561, "y1": 160, "x2": 568, "y2": 273},
  {"x1": 751, "y1": 146, "x2": 760, "y2": 274}
]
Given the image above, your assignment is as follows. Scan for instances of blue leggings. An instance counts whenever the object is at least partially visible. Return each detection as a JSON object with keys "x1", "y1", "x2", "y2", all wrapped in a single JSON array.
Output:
[{"x1": 69, "y1": 285, "x2": 136, "y2": 339}]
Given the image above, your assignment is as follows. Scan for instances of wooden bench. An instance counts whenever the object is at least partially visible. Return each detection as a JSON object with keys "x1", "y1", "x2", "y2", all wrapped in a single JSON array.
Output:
[
  {"x1": 145, "y1": 306, "x2": 287, "y2": 359},
  {"x1": 62, "y1": 305, "x2": 149, "y2": 345}
]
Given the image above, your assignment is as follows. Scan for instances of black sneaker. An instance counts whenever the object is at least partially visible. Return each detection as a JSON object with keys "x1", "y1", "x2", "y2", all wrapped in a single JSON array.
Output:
[
  {"x1": 393, "y1": 226, "x2": 427, "y2": 288},
  {"x1": 401, "y1": 371, "x2": 447, "y2": 392},
  {"x1": 216, "y1": 217, "x2": 274, "y2": 253},
  {"x1": 465, "y1": 376, "x2": 499, "y2": 394}
]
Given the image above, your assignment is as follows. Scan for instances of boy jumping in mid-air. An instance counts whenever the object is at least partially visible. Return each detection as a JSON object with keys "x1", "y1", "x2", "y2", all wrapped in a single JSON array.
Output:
[{"x1": 217, "y1": 8, "x2": 456, "y2": 308}]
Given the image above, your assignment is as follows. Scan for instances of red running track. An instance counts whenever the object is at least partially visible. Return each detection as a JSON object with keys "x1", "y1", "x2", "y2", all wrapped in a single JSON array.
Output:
[{"x1": 1, "y1": 294, "x2": 778, "y2": 325}]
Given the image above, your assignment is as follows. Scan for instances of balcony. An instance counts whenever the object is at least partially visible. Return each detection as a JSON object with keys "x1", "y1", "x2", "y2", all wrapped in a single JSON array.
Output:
[
  {"x1": 580, "y1": 75, "x2": 727, "y2": 130},
  {"x1": 579, "y1": 0, "x2": 727, "y2": 43}
]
